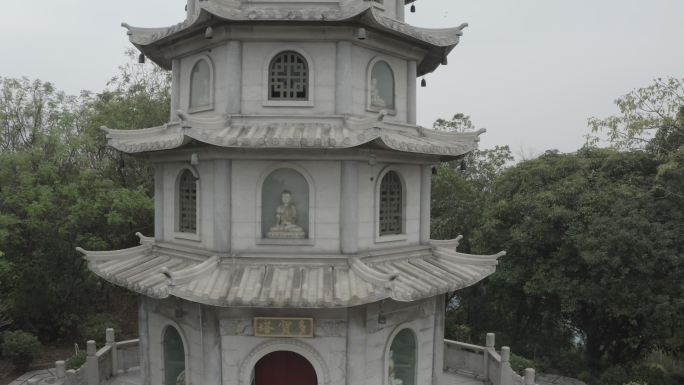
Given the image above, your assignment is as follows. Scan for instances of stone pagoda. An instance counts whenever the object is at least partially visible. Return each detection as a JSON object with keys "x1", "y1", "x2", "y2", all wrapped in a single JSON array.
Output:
[{"x1": 77, "y1": 1, "x2": 511, "y2": 384}]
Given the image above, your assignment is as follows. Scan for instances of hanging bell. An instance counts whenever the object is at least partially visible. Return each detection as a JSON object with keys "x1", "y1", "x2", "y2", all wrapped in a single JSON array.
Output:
[
  {"x1": 421, "y1": 78, "x2": 427, "y2": 87},
  {"x1": 205, "y1": 26, "x2": 214, "y2": 40},
  {"x1": 117, "y1": 157, "x2": 125, "y2": 170},
  {"x1": 138, "y1": 53, "x2": 145, "y2": 64},
  {"x1": 410, "y1": 4, "x2": 416, "y2": 13},
  {"x1": 355, "y1": 27, "x2": 367, "y2": 40}
]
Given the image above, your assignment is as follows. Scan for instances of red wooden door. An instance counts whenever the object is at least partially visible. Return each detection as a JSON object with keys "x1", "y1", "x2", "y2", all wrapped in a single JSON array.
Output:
[{"x1": 255, "y1": 351, "x2": 317, "y2": 385}]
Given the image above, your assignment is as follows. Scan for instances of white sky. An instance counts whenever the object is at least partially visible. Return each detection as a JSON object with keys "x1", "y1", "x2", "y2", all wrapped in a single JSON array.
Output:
[{"x1": 1, "y1": 0, "x2": 683, "y2": 155}]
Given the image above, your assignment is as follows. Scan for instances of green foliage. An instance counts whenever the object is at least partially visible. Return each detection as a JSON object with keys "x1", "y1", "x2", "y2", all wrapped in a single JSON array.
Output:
[
  {"x1": 601, "y1": 366, "x2": 630, "y2": 385},
  {"x1": 0, "y1": 53, "x2": 165, "y2": 341},
  {"x1": 0, "y1": 330, "x2": 42, "y2": 371},
  {"x1": 431, "y1": 113, "x2": 513, "y2": 249},
  {"x1": 81, "y1": 313, "x2": 120, "y2": 344},
  {"x1": 464, "y1": 149, "x2": 684, "y2": 367},
  {"x1": 589, "y1": 77, "x2": 684, "y2": 202},
  {"x1": 510, "y1": 353, "x2": 537, "y2": 374},
  {"x1": 65, "y1": 351, "x2": 87, "y2": 370},
  {"x1": 436, "y1": 81, "x2": 684, "y2": 378}
]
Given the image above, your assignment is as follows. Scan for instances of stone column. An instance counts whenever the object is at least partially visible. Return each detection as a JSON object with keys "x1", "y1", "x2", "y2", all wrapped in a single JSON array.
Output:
[
  {"x1": 171, "y1": 59, "x2": 181, "y2": 121},
  {"x1": 226, "y1": 41, "x2": 243, "y2": 115},
  {"x1": 340, "y1": 161, "x2": 359, "y2": 254},
  {"x1": 336, "y1": 41, "x2": 353, "y2": 115},
  {"x1": 420, "y1": 165, "x2": 432, "y2": 244},
  {"x1": 431, "y1": 295, "x2": 446, "y2": 385},
  {"x1": 213, "y1": 160, "x2": 231, "y2": 252},
  {"x1": 186, "y1": 0, "x2": 197, "y2": 19},
  {"x1": 138, "y1": 298, "x2": 151, "y2": 385},
  {"x1": 396, "y1": 0, "x2": 406, "y2": 22},
  {"x1": 154, "y1": 164, "x2": 164, "y2": 241},
  {"x1": 201, "y1": 305, "x2": 223, "y2": 385},
  {"x1": 345, "y1": 306, "x2": 366, "y2": 385},
  {"x1": 407, "y1": 60, "x2": 418, "y2": 125}
]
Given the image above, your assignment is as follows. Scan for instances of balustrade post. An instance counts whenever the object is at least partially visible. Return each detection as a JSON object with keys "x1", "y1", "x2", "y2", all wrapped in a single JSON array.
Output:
[
  {"x1": 500, "y1": 347, "x2": 513, "y2": 385},
  {"x1": 106, "y1": 328, "x2": 119, "y2": 376},
  {"x1": 524, "y1": 368, "x2": 536, "y2": 385},
  {"x1": 55, "y1": 360, "x2": 66, "y2": 382},
  {"x1": 86, "y1": 340, "x2": 99, "y2": 385},
  {"x1": 483, "y1": 333, "x2": 495, "y2": 380},
  {"x1": 65, "y1": 369, "x2": 76, "y2": 385}
]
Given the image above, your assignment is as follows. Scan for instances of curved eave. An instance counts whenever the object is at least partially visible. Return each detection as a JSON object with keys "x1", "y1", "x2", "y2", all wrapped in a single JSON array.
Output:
[
  {"x1": 78, "y1": 236, "x2": 505, "y2": 308},
  {"x1": 101, "y1": 115, "x2": 483, "y2": 160},
  {"x1": 123, "y1": 5, "x2": 466, "y2": 75}
]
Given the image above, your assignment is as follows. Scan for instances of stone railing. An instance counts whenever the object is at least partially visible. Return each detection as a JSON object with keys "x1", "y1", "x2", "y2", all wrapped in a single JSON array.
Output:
[
  {"x1": 48, "y1": 328, "x2": 139, "y2": 385},
  {"x1": 444, "y1": 333, "x2": 537, "y2": 385}
]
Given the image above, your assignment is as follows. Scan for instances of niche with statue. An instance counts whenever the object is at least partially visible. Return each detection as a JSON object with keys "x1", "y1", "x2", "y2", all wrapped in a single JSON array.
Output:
[{"x1": 261, "y1": 168, "x2": 310, "y2": 240}]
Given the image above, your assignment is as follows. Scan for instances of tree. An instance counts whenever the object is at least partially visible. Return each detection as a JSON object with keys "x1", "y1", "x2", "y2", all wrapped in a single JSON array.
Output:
[
  {"x1": 0, "y1": 53, "x2": 167, "y2": 340},
  {"x1": 431, "y1": 114, "x2": 513, "y2": 251},
  {"x1": 589, "y1": 77, "x2": 684, "y2": 201},
  {"x1": 456, "y1": 148, "x2": 684, "y2": 371}
]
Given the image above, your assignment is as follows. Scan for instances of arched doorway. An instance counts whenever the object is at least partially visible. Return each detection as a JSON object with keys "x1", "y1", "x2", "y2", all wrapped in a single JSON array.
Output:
[{"x1": 254, "y1": 351, "x2": 317, "y2": 385}]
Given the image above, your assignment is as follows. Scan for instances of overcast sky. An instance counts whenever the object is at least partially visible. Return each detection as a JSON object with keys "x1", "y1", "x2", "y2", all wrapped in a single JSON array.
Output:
[{"x1": 1, "y1": 1, "x2": 682, "y2": 156}]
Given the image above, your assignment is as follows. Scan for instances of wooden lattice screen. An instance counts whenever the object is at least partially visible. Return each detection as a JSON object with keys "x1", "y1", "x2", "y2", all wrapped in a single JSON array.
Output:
[
  {"x1": 269, "y1": 51, "x2": 309, "y2": 100},
  {"x1": 179, "y1": 170, "x2": 197, "y2": 233},
  {"x1": 379, "y1": 171, "x2": 403, "y2": 235}
]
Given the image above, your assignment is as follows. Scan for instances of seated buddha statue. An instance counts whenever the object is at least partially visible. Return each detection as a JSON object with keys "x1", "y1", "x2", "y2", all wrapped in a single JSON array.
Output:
[{"x1": 267, "y1": 190, "x2": 306, "y2": 239}]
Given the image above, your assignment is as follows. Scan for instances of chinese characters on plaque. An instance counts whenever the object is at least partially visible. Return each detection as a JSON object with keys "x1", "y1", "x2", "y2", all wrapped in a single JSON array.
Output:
[{"x1": 254, "y1": 317, "x2": 314, "y2": 338}]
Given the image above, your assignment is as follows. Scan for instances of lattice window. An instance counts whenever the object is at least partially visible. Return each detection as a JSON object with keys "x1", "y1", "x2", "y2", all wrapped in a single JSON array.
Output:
[
  {"x1": 269, "y1": 51, "x2": 309, "y2": 101},
  {"x1": 178, "y1": 170, "x2": 197, "y2": 233},
  {"x1": 379, "y1": 171, "x2": 403, "y2": 235}
]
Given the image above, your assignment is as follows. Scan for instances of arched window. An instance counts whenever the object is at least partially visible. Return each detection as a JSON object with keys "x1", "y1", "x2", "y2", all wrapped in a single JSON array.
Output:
[
  {"x1": 190, "y1": 59, "x2": 211, "y2": 109},
  {"x1": 269, "y1": 51, "x2": 309, "y2": 101},
  {"x1": 388, "y1": 329, "x2": 416, "y2": 385},
  {"x1": 163, "y1": 327, "x2": 186, "y2": 385},
  {"x1": 379, "y1": 171, "x2": 403, "y2": 236},
  {"x1": 370, "y1": 60, "x2": 395, "y2": 110},
  {"x1": 178, "y1": 170, "x2": 198, "y2": 234},
  {"x1": 261, "y1": 168, "x2": 309, "y2": 239}
]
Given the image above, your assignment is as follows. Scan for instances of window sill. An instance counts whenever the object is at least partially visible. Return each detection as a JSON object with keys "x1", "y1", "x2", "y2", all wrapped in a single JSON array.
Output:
[
  {"x1": 366, "y1": 106, "x2": 397, "y2": 115},
  {"x1": 263, "y1": 100, "x2": 314, "y2": 108},
  {"x1": 256, "y1": 238, "x2": 315, "y2": 246},
  {"x1": 174, "y1": 232, "x2": 201, "y2": 242},
  {"x1": 188, "y1": 104, "x2": 214, "y2": 114},
  {"x1": 375, "y1": 234, "x2": 407, "y2": 243}
]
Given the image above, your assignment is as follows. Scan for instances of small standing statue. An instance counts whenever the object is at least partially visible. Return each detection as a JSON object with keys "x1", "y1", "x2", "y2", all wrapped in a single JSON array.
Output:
[
  {"x1": 387, "y1": 351, "x2": 404, "y2": 385},
  {"x1": 371, "y1": 77, "x2": 387, "y2": 107},
  {"x1": 268, "y1": 190, "x2": 306, "y2": 239}
]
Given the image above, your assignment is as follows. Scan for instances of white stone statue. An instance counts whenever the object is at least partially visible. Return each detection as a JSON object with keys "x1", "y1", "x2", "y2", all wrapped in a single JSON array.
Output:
[
  {"x1": 371, "y1": 77, "x2": 387, "y2": 107},
  {"x1": 388, "y1": 352, "x2": 404, "y2": 385},
  {"x1": 268, "y1": 190, "x2": 306, "y2": 239}
]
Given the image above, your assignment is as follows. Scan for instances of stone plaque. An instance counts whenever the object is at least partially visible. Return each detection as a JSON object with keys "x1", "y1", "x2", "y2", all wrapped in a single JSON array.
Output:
[{"x1": 254, "y1": 317, "x2": 314, "y2": 338}]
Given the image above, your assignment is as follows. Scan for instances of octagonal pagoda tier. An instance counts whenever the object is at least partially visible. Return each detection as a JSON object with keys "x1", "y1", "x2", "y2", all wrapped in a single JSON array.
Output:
[{"x1": 78, "y1": 234, "x2": 504, "y2": 308}]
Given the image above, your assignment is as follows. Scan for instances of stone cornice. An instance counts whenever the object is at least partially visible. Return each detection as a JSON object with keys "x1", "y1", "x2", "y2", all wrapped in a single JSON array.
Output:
[
  {"x1": 122, "y1": 2, "x2": 467, "y2": 74},
  {"x1": 78, "y1": 235, "x2": 505, "y2": 308},
  {"x1": 101, "y1": 114, "x2": 483, "y2": 161}
]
